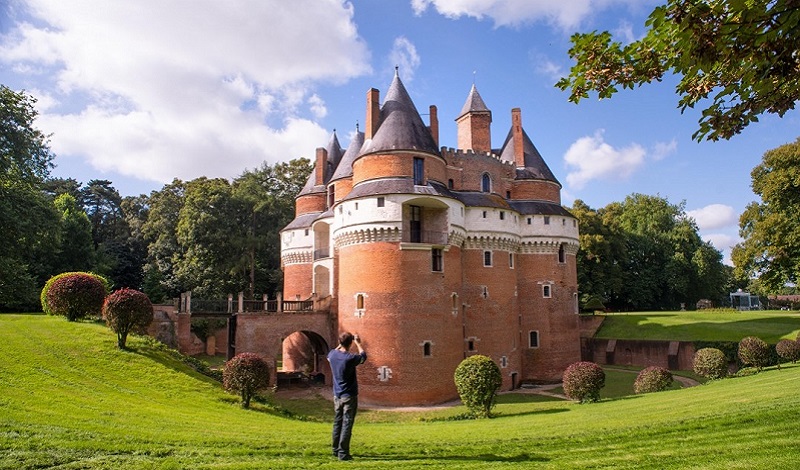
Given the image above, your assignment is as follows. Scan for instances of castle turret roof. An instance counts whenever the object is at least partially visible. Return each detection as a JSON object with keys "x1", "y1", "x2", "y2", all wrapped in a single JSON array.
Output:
[
  {"x1": 360, "y1": 71, "x2": 439, "y2": 155},
  {"x1": 457, "y1": 84, "x2": 490, "y2": 119},
  {"x1": 498, "y1": 127, "x2": 560, "y2": 185},
  {"x1": 326, "y1": 131, "x2": 343, "y2": 170},
  {"x1": 330, "y1": 128, "x2": 364, "y2": 182}
]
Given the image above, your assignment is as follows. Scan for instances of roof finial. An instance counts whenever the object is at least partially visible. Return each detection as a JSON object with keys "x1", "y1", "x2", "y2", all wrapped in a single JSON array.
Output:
[
  {"x1": 356, "y1": 121, "x2": 360, "y2": 132},
  {"x1": 394, "y1": 65, "x2": 399, "y2": 77}
]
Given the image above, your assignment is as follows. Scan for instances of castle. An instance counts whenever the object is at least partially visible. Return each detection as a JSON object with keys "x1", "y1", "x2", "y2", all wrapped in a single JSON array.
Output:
[{"x1": 279, "y1": 71, "x2": 580, "y2": 406}]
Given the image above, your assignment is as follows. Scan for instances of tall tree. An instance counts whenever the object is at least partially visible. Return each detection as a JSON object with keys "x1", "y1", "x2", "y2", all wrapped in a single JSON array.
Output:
[
  {"x1": 0, "y1": 86, "x2": 58, "y2": 310},
  {"x1": 574, "y1": 194, "x2": 727, "y2": 310},
  {"x1": 52, "y1": 193, "x2": 95, "y2": 273},
  {"x1": 732, "y1": 138, "x2": 800, "y2": 291},
  {"x1": 141, "y1": 179, "x2": 186, "y2": 302},
  {"x1": 556, "y1": 1, "x2": 800, "y2": 141}
]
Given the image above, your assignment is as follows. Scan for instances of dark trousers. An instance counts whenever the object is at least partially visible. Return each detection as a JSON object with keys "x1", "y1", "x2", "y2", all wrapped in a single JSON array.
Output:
[{"x1": 332, "y1": 395, "x2": 358, "y2": 457}]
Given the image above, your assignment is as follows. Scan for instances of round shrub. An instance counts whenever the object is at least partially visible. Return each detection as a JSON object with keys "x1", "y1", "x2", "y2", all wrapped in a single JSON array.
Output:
[
  {"x1": 633, "y1": 366, "x2": 673, "y2": 394},
  {"x1": 41, "y1": 272, "x2": 108, "y2": 321},
  {"x1": 223, "y1": 353, "x2": 271, "y2": 409},
  {"x1": 693, "y1": 347, "x2": 728, "y2": 379},
  {"x1": 103, "y1": 288, "x2": 153, "y2": 349},
  {"x1": 562, "y1": 361, "x2": 605, "y2": 403},
  {"x1": 775, "y1": 339, "x2": 800, "y2": 363},
  {"x1": 454, "y1": 355, "x2": 503, "y2": 418},
  {"x1": 738, "y1": 336, "x2": 770, "y2": 371}
]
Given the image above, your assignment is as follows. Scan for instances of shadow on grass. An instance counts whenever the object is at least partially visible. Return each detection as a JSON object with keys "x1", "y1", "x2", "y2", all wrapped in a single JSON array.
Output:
[{"x1": 355, "y1": 452, "x2": 549, "y2": 463}]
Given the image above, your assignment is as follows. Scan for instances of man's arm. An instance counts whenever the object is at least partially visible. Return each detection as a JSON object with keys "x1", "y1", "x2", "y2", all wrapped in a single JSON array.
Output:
[{"x1": 353, "y1": 334, "x2": 366, "y2": 362}]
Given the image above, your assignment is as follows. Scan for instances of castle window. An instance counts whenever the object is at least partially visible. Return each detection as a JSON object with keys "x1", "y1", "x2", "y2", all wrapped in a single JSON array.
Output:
[
  {"x1": 483, "y1": 251, "x2": 492, "y2": 267},
  {"x1": 527, "y1": 217, "x2": 532, "y2": 225},
  {"x1": 327, "y1": 186, "x2": 335, "y2": 208},
  {"x1": 304, "y1": 229, "x2": 309, "y2": 236},
  {"x1": 529, "y1": 331, "x2": 540, "y2": 348},
  {"x1": 500, "y1": 356, "x2": 508, "y2": 368},
  {"x1": 431, "y1": 248, "x2": 443, "y2": 272},
  {"x1": 573, "y1": 220, "x2": 577, "y2": 227},
  {"x1": 482, "y1": 211, "x2": 487, "y2": 218},
  {"x1": 563, "y1": 218, "x2": 566, "y2": 226},
  {"x1": 451, "y1": 293, "x2": 458, "y2": 310},
  {"x1": 481, "y1": 286, "x2": 489, "y2": 298},
  {"x1": 377, "y1": 197, "x2": 385, "y2": 207},
  {"x1": 558, "y1": 244, "x2": 566, "y2": 263},
  {"x1": 468, "y1": 338, "x2": 476, "y2": 351},
  {"x1": 509, "y1": 252, "x2": 514, "y2": 268},
  {"x1": 506, "y1": 190, "x2": 511, "y2": 199},
  {"x1": 481, "y1": 173, "x2": 491, "y2": 193},
  {"x1": 500, "y1": 211, "x2": 505, "y2": 220},
  {"x1": 448, "y1": 178, "x2": 454, "y2": 189},
  {"x1": 413, "y1": 157, "x2": 425, "y2": 185},
  {"x1": 423, "y1": 341, "x2": 432, "y2": 357},
  {"x1": 355, "y1": 202, "x2": 359, "y2": 210},
  {"x1": 355, "y1": 293, "x2": 366, "y2": 317},
  {"x1": 544, "y1": 216, "x2": 550, "y2": 225},
  {"x1": 542, "y1": 285, "x2": 551, "y2": 298},
  {"x1": 410, "y1": 205, "x2": 422, "y2": 243}
]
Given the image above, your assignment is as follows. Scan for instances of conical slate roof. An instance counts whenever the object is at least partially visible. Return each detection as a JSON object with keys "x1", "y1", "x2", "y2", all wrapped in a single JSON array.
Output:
[
  {"x1": 360, "y1": 71, "x2": 439, "y2": 155},
  {"x1": 326, "y1": 131, "x2": 343, "y2": 170},
  {"x1": 457, "y1": 84, "x2": 490, "y2": 119},
  {"x1": 330, "y1": 128, "x2": 364, "y2": 182},
  {"x1": 498, "y1": 127, "x2": 560, "y2": 185},
  {"x1": 297, "y1": 131, "x2": 343, "y2": 196}
]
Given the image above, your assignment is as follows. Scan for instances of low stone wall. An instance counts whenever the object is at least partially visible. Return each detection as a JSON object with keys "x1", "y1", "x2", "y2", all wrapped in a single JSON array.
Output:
[
  {"x1": 147, "y1": 304, "x2": 225, "y2": 357},
  {"x1": 582, "y1": 337, "x2": 696, "y2": 370}
]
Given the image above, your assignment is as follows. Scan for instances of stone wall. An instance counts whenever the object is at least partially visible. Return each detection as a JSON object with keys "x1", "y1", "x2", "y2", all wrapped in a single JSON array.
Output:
[{"x1": 582, "y1": 337, "x2": 697, "y2": 371}]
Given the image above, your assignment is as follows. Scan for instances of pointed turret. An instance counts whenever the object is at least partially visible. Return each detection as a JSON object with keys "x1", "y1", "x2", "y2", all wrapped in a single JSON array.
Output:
[
  {"x1": 499, "y1": 108, "x2": 559, "y2": 185},
  {"x1": 330, "y1": 126, "x2": 365, "y2": 182},
  {"x1": 360, "y1": 70, "x2": 439, "y2": 155},
  {"x1": 456, "y1": 84, "x2": 492, "y2": 153},
  {"x1": 326, "y1": 131, "x2": 343, "y2": 172}
]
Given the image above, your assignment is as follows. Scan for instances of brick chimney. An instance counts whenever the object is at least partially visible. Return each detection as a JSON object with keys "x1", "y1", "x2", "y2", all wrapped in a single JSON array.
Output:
[
  {"x1": 429, "y1": 105, "x2": 439, "y2": 147},
  {"x1": 512, "y1": 108, "x2": 524, "y2": 167},
  {"x1": 315, "y1": 147, "x2": 328, "y2": 185},
  {"x1": 366, "y1": 88, "x2": 380, "y2": 140}
]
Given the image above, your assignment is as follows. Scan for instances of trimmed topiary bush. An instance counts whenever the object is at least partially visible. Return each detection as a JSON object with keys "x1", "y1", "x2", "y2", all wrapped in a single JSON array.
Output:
[
  {"x1": 693, "y1": 347, "x2": 728, "y2": 379},
  {"x1": 103, "y1": 288, "x2": 154, "y2": 349},
  {"x1": 453, "y1": 354, "x2": 503, "y2": 418},
  {"x1": 223, "y1": 353, "x2": 271, "y2": 409},
  {"x1": 562, "y1": 361, "x2": 605, "y2": 403},
  {"x1": 633, "y1": 366, "x2": 673, "y2": 394},
  {"x1": 775, "y1": 339, "x2": 800, "y2": 364},
  {"x1": 738, "y1": 336, "x2": 770, "y2": 371},
  {"x1": 41, "y1": 272, "x2": 109, "y2": 321}
]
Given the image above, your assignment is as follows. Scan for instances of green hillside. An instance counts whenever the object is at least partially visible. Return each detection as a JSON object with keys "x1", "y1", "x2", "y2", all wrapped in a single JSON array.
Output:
[
  {"x1": 594, "y1": 310, "x2": 800, "y2": 342},
  {"x1": 2, "y1": 314, "x2": 799, "y2": 469}
]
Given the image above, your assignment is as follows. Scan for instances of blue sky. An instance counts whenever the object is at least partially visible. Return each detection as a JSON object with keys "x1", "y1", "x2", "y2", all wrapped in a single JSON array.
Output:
[{"x1": 2, "y1": 0, "x2": 798, "y2": 264}]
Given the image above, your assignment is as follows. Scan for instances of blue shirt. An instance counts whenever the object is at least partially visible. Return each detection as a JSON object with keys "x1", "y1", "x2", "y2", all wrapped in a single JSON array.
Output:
[{"x1": 327, "y1": 348, "x2": 366, "y2": 398}]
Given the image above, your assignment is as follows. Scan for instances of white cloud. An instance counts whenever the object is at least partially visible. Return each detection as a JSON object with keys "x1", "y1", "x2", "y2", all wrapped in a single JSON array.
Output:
[
  {"x1": 702, "y1": 233, "x2": 740, "y2": 266},
  {"x1": 411, "y1": 0, "x2": 641, "y2": 29},
  {"x1": 651, "y1": 139, "x2": 677, "y2": 161},
  {"x1": 563, "y1": 130, "x2": 646, "y2": 189},
  {"x1": 308, "y1": 94, "x2": 328, "y2": 119},
  {"x1": 389, "y1": 37, "x2": 421, "y2": 82},
  {"x1": 687, "y1": 204, "x2": 738, "y2": 231},
  {"x1": 0, "y1": 0, "x2": 370, "y2": 186}
]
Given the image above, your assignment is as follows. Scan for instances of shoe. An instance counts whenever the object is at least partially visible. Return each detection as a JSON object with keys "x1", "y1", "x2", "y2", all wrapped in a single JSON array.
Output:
[{"x1": 338, "y1": 454, "x2": 353, "y2": 461}]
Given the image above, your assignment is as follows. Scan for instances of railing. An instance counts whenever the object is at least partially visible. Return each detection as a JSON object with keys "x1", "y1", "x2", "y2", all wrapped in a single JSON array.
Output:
[
  {"x1": 404, "y1": 230, "x2": 448, "y2": 245},
  {"x1": 180, "y1": 291, "x2": 314, "y2": 314},
  {"x1": 313, "y1": 247, "x2": 330, "y2": 260}
]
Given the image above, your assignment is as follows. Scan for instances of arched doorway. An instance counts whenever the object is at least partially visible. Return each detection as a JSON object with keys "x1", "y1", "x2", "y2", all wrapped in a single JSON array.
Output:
[{"x1": 279, "y1": 330, "x2": 331, "y2": 386}]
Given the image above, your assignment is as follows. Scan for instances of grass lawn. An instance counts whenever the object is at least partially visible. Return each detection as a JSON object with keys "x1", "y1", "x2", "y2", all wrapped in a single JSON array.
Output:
[
  {"x1": 594, "y1": 310, "x2": 800, "y2": 343},
  {"x1": 2, "y1": 314, "x2": 800, "y2": 469}
]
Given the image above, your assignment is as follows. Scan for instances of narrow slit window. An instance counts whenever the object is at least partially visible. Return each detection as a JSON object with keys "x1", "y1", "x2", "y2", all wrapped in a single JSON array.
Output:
[
  {"x1": 542, "y1": 285, "x2": 551, "y2": 298},
  {"x1": 529, "y1": 331, "x2": 539, "y2": 348},
  {"x1": 483, "y1": 251, "x2": 492, "y2": 267},
  {"x1": 432, "y1": 248, "x2": 443, "y2": 272},
  {"x1": 377, "y1": 196, "x2": 385, "y2": 207},
  {"x1": 423, "y1": 342, "x2": 432, "y2": 357}
]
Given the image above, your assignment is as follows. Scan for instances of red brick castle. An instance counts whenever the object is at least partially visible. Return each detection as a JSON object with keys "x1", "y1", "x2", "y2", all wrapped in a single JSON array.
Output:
[{"x1": 280, "y1": 72, "x2": 580, "y2": 406}]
